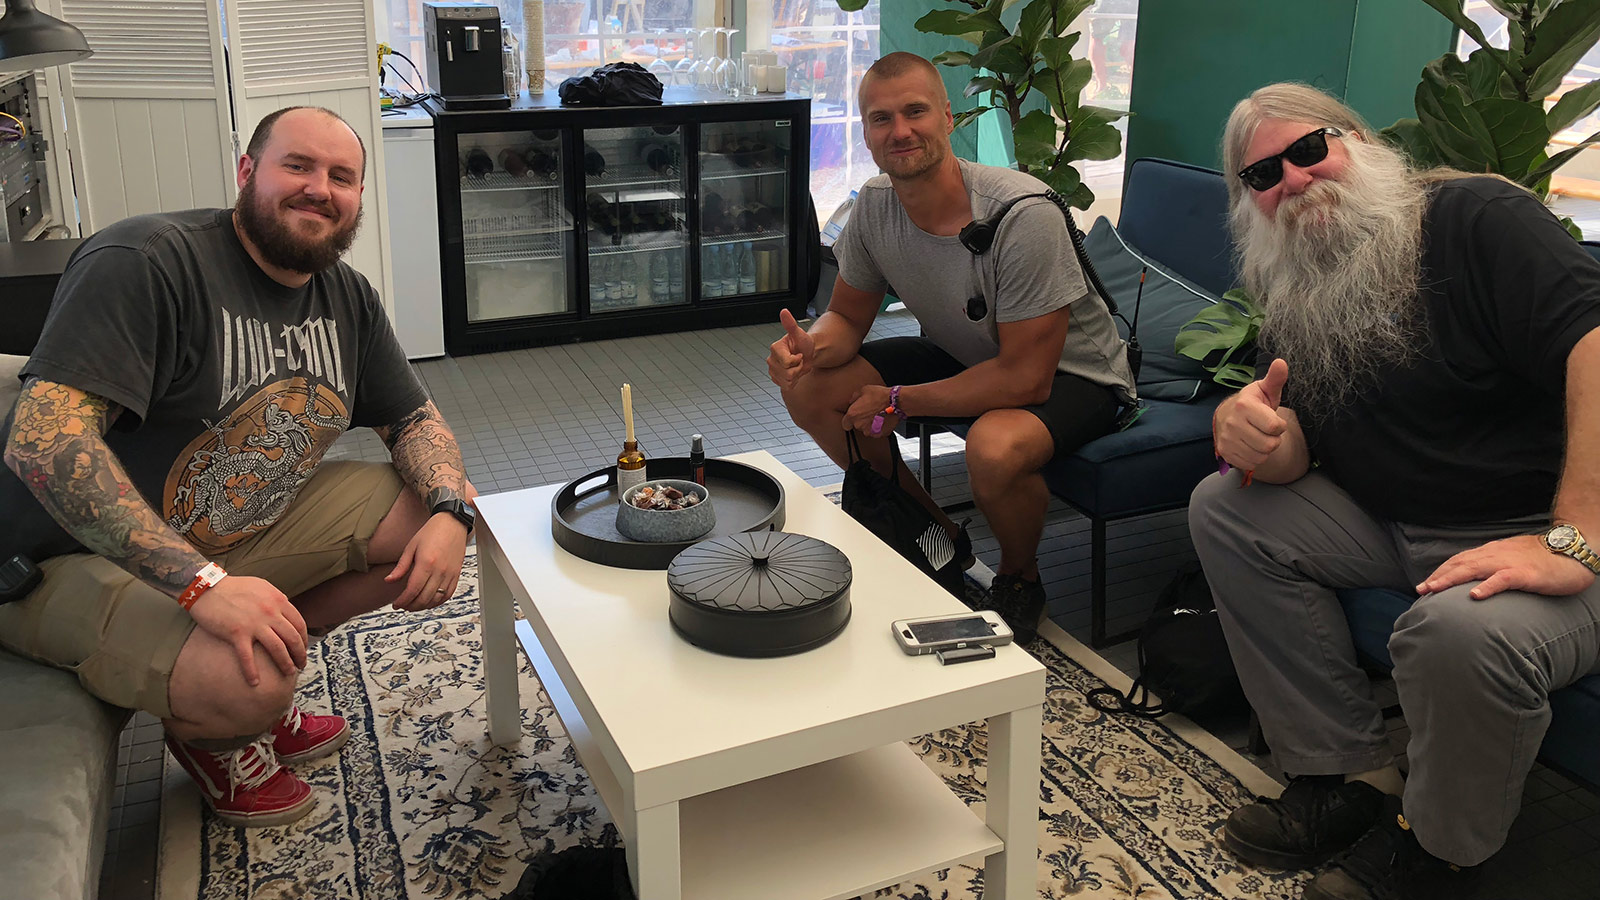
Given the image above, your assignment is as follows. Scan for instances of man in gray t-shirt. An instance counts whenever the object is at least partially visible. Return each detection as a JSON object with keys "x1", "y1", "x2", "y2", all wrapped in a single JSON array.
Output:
[{"x1": 766, "y1": 52, "x2": 1135, "y2": 643}]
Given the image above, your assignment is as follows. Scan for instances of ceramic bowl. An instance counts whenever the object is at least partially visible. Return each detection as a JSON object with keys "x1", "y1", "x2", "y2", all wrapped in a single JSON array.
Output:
[{"x1": 616, "y1": 479, "x2": 715, "y2": 543}]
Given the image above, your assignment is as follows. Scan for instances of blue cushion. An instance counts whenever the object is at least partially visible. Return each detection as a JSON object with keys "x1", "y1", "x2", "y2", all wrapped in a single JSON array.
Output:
[
  {"x1": 1082, "y1": 217, "x2": 1223, "y2": 402},
  {"x1": 1042, "y1": 397, "x2": 1221, "y2": 519},
  {"x1": 1118, "y1": 158, "x2": 1237, "y2": 297},
  {"x1": 1339, "y1": 587, "x2": 1600, "y2": 787}
]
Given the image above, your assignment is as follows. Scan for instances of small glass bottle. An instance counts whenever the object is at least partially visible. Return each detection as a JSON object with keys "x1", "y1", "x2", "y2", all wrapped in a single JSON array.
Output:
[
  {"x1": 689, "y1": 434, "x2": 705, "y2": 485},
  {"x1": 617, "y1": 439, "x2": 647, "y2": 494}
]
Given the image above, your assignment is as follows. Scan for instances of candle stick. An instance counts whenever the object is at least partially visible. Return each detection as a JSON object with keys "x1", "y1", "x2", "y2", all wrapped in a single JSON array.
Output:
[{"x1": 622, "y1": 383, "x2": 635, "y2": 443}]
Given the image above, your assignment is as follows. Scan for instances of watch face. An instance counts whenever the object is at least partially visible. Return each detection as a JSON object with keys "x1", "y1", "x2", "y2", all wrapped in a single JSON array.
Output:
[{"x1": 1547, "y1": 524, "x2": 1579, "y2": 551}]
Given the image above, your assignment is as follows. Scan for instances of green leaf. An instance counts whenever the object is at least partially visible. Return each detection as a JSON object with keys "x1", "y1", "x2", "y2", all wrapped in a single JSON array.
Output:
[
  {"x1": 834, "y1": 0, "x2": 870, "y2": 10},
  {"x1": 1063, "y1": 119, "x2": 1123, "y2": 161},
  {"x1": 1055, "y1": 0, "x2": 1096, "y2": 30},
  {"x1": 952, "y1": 106, "x2": 995, "y2": 130},
  {"x1": 1212, "y1": 363, "x2": 1258, "y2": 389},
  {"x1": 1041, "y1": 160, "x2": 1082, "y2": 196},
  {"x1": 1074, "y1": 103, "x2": 1129, "y2": 128},
  {"x1": 931, "y1": 50, "x2": 974, "y2": 68},
  {"x1": 914, "y1": 8, "x2": 1006, "y2": 41},
  {"x1": 1012, "y1": 108, "x2": 1060, "y2": 169},
  {"x1": 1470, "y1": 97, "x2": 1552, "y2": 178},
  {"x1": 1380, "y1": 117, "x2": 1445, "y2": 169},
  {"x1": 1417, "y1": 0, "x2": 1520, "y2": 84},
  {"x1": 1036, "y1": 58, "x2": 1093, "y2": 119},
  {"x1": 1465, "y1": 49, "x2": 1505, "y2": 100},
  {"x1": 1016, "y1": 0, "x2": 1054, "y2": 56},
  {"x1": 1422, "y1": 54, "x2": 1473, "y2": 97},
  {"x1": 1523, "y1": 127, "x2": 1600, "y2": 184},
  {"x1": 1416, "y1": 79, "x2": 1498, "y2": 171},
  {"x1": 1548, "y1": 79, "x2": 1600, "y2": 135},
  {"x1": 1524, "y1": 0, "x2": 1600, "y2": 97},
  {"x1": 970, "y1": 36, "x2": 1032, "y2": 76},
  {"x1": 1037, "y1": 34, "x2": 1081, "y2": 70},
  {"x1": 1063, "y1": 181, "x2": 1095, "y2": 210},
  {"x1": 964, "y1": 75, "x2": 1005, "y2": 98},
  {"x1": 1562, "y1": 215, "x2": 1584, "y2": 240}
]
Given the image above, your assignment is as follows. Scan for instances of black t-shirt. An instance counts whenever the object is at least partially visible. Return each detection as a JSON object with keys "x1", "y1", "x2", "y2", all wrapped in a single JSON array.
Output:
[
  {"x1": 0, "y1": 208, "x2": 428, "y2": 561},
  {"x1": 1289, "y1": 177, "x2": 1600, "y2": 526}
]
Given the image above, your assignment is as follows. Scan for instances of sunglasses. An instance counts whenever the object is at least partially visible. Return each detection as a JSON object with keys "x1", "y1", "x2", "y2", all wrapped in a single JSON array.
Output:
[{"x1": 1237, "y1": 127, "x2": 1344, "y2": 192}]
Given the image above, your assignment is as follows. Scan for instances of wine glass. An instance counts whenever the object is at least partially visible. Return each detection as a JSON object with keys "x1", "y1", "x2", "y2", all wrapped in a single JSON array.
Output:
[
  {"x1": 714, "y1": 28, "x2": 741, "y2": 96},
  {"x1": 672, "y1": 28, "x2": 699, "y2": 86},
  {"x1": 647, "y1": 28, "x2": 674, "y2": 80},
  {"x1": 700, "y1": 27, "x2": 726, "y2": 92}
]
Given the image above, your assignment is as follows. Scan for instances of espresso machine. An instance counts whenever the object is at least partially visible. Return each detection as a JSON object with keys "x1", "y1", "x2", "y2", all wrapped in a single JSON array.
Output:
[{"x1": 423, "y1": 2, "x2": 511, "y2": 110}]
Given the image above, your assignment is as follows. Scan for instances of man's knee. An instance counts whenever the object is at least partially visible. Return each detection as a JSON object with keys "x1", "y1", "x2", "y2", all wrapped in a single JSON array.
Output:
[
  {"x1": 964, "y1": 413, "x2": 1050, "y2": 487},
  {"x1": 169, "y1": 634, "x2": 297, "y2": 738},
  {"x1": 1390, "y1": 589, "x2": 1541, "y2": 702}
]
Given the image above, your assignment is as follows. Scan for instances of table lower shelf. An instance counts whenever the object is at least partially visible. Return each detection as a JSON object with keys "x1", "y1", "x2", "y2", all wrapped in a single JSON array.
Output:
[{"x1": 515, "y1": 620, "x2": 1004, "y2": 900}]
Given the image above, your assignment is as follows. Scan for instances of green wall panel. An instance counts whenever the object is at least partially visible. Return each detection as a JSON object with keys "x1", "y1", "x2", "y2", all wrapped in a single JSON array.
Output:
[{"x1": 1346, "y1": 1, "x2": 1458, "y2": 132}]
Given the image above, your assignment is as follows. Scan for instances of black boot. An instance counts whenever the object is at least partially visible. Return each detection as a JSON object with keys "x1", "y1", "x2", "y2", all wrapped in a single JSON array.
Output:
[
  {"x1": 1302, "y1": 795, "x2": 1468, "y2": 900},
  {"x1": 1224, "y1": 775, "x2": 1386, "y2": 869},
  {"x1": 983, "y1": 574, "x2": 1045, "y2": 644}
]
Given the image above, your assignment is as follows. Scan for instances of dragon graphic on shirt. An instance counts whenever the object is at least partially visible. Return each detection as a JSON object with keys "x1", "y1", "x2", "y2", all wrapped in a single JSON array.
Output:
[{"x1": 164, "y1": 379, "x2": 350, "y2": 554}]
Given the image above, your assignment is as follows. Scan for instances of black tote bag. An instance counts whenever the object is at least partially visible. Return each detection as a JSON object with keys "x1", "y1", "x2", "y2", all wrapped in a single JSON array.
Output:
[{"x1": 839, "y1": 430, "x2": 965, "y2": 597}]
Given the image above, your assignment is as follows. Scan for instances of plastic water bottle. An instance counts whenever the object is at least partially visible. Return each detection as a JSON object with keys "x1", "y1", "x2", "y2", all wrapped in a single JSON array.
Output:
[
  {"x1": 604, "y1": 257, "x2": 621, "y2": 301},
  {"x1": 720, "y1": 244, "x2": 738, "y2": 296},
  {"x1": 589, "y1": 257, "x2": 606, "y2": 306},
  {"x1": 737, "y1": 241, "x2": 756, "y2": 294},
  {"x1": 669, "y1": 253, "x2": 685, "y2": 300},
  {"x1": 820, "y1": 190, "x2": 857, "y2": 247},
  {"x1": 650, "y1": 251, "x2": 669, "y2": 301},
  {"x1": 704, "y1": 245, "x2": 722, "y2": 297}
]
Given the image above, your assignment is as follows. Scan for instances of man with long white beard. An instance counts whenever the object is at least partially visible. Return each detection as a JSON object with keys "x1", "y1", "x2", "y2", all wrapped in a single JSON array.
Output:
[{"x1": 1190, "y1": 83, "x2": 1600, "y2": 899}]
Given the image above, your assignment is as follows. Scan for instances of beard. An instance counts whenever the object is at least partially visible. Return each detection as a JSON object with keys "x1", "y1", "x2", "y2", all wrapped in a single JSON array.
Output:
[
  {"x1": 235, "y1": 175, "x2": 363, "y2": 274},
  {"x1": 1232, "y1": 138, "x2": 1427, "y2": 416},
  {"x1": 875, "y1": 136, "x2": 948, "y2": 181}
]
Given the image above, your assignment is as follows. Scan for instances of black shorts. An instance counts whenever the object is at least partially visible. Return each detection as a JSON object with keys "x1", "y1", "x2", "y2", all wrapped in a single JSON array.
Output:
[{"x1": 857, "y1": 337, "x2": 1121, "y2": 460}]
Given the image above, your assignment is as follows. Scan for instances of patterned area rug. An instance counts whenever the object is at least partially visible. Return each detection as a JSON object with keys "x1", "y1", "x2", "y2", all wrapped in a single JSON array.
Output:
[{"x1": 158, "y1": 549, "x2": 1308, "y2": 900}]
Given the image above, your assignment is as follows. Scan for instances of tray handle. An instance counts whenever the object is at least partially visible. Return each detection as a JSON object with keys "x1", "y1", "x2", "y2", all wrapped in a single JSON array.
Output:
[{"x1": 570, "y1": 469, "x2": 614, "y2": 502}]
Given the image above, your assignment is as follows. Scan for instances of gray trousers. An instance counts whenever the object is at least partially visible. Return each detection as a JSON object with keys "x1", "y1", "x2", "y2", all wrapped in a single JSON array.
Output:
[{"x1": 1189, "y1": 471, "x2": 1600, "y2": 866}]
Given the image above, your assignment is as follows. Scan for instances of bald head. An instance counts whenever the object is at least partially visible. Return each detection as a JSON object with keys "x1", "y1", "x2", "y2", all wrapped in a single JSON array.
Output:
[
  {"x1": 859, "y1": 52, "x2": 948, "y2": 109},
  {"x1": 246, "y1": 106, "x2": 366, "y2": 181}
]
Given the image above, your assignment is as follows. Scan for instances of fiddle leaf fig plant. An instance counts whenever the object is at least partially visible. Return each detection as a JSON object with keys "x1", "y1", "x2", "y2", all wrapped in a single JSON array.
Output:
[{"x1": 1383, "y1": 0, "x2": 1600, "y2": 238}]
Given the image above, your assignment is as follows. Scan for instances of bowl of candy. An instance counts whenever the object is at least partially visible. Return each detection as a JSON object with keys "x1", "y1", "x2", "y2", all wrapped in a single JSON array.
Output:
[{"x1": 616, "y1": 479, "x2": 716, "y2": 543}]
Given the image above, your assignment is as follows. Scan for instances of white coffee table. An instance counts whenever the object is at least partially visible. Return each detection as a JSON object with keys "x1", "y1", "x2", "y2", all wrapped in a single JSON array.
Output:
[{"x1": 475, "y1": 450, "x2": 1045, "y2": 900}]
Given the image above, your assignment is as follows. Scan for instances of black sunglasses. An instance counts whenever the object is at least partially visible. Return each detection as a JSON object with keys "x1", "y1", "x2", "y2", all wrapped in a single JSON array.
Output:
[{"x1": 1237, "y1": 127, "x2": 1344, "y2": 192}]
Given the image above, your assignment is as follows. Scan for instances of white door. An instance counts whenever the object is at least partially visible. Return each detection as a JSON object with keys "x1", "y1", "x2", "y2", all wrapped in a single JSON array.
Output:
[
  {"x1": 221, "y1": 0, "x2": 396, "y2": 314},
  {"x1": 55, "y1": 0, "x2": 234, "y2": 232}
]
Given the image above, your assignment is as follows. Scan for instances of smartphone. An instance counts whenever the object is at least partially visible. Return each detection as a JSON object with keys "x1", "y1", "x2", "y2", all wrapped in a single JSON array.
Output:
[
  {"x1": 0, "y1": 554, "x2": 41, "y2": 606},
  {"x1": 891, "y1": 610, "x2": 1014, "y2": 656}
]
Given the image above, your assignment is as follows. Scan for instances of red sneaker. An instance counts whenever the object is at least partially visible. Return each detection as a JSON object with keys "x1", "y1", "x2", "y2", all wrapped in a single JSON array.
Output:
[
  {"x1": 167, "y1": 736, "x2": 315, "y2": 827},
  {"x1": 271, "y1": 706, "x2": 351, "y2": 764}
]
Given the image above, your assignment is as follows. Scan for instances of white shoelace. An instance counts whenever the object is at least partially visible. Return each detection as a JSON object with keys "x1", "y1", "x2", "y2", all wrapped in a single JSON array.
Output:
[
  {"x1": 280, "y1": 705, "x2": 304, "y2": 736},
  {"x1": 225, "y1": 736, "x2": 282, "y2": 798}
]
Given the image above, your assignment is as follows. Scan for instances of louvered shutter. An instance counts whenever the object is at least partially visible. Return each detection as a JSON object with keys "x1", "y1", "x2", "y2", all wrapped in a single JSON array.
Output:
[
  {"x1": 55, "y1": 0, "x2": 234, "y2": 231},
  {"x1": 222, "y1": 0, "x2": 395, "y2": 312}
]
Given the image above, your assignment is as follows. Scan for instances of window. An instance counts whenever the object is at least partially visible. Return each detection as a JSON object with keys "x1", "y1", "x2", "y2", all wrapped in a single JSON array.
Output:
[{"x1": 1074, "y1": 0, "x2": 1138, "y2": 214}]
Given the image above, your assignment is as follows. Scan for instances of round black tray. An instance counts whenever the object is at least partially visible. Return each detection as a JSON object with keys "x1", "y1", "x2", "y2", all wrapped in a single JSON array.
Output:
[
  {"x1": 551, "y1": 457, "x2": 786, "y2": 569},
  {"x1": 667, "y1": 532, "x2": 852, "y2": 657}
]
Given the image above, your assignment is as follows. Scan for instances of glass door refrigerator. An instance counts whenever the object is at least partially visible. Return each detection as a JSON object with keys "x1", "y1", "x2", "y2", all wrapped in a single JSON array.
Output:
[{"x1": 430, "y1": 90, "x2": 812, "y2": 355}]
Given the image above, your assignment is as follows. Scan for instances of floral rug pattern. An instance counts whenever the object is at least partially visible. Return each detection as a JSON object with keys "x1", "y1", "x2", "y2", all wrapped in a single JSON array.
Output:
[{"x1": 160, "y1": 550, "x2": 1308, "y2": 900}]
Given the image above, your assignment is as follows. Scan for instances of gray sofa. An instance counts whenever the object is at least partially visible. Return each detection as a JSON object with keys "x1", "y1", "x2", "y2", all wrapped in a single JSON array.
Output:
[{"x1": 0, "y1": 354, "x2": 128, "y2": 900}]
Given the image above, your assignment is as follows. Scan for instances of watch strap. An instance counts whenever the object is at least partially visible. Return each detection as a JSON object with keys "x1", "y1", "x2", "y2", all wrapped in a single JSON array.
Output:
[
  {"x1": 1549, "y1": 524, "x2": 1600, "y2": 577},
  {"x1": 432, "y1": 498, "x2": 475, "y2": 533}
]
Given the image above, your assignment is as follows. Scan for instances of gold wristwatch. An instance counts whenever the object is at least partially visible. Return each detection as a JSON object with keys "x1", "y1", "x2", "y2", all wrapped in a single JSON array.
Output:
[{"x1": 1542, "y1": 523, "x2": 1600, "y2": 576}]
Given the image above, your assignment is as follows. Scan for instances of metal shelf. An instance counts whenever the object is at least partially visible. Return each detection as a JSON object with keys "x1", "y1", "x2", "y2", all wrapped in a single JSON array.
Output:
[
  {"x1": 701, "y1": 165, "x2": 786, "y2": 181},
  {"x1": 585, "y1": 162, "x2": 683, "y2": 192},
  {"x1": 465, "y1": 231, "x2": 566, "y2": 264},
  {"x1": 587, "y1": 231, "x2": 690, "y2": 256},
  {"x1": 702, "y1": 230, "x2": 788, "y2": 248},
  {"x1": 464, "y1": 212, "x2": 572, "y2": 239},
  {"x1": 461, "y1": 171, "x2": 563, "y2": 193}
]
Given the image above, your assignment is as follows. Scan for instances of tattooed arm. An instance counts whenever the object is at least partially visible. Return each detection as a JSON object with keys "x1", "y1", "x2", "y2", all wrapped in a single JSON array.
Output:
[
  {"x1": 372, "y1": 400, "x2": 474, "y2": 610},
  {"x1": 4, "y1": 377, "x2": 208, "y2": 594},
  {"x1": 3, "y1": 377, "x2": 307, "y2": 684}
]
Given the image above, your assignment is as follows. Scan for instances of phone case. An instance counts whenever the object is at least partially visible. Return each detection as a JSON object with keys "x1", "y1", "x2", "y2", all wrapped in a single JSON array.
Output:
[{"x1": 891, "y1": 611, "x2": 1014, "y2": 655}]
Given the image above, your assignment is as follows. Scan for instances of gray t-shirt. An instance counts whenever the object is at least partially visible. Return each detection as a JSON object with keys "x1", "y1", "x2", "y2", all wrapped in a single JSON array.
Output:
[
  {"x1": 0, "y1": 208, "x2": 428, "y2": 562},
  {"x1": 834, "y1": 158, "x2": 1136, "y2": 402}
]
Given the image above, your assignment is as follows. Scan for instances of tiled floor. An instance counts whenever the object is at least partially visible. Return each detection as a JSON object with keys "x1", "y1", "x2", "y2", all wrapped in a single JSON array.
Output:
[{"x1": 100, "y1": 309, "x2": 1598, "y2": 899}]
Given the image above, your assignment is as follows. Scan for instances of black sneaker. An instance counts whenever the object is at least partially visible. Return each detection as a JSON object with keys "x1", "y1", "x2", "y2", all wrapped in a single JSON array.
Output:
[
  {"x1": 1303, "y1": 795, "x2": 1468, "y2": 900},
  {"x1": 953, "y1": 520, "x2": 974, "y2": 572},
  {"x1": 983, "y1": 574, "x2": 1045, "y2": 644},
  {"x1": 1224, "y1": 775, "x2": 1386, "y2": 869}
]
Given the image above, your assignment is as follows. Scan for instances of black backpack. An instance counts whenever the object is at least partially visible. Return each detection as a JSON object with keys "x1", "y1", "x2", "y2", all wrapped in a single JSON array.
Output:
[
  {"x1": 1086, "y1": 564, "x2": 1249, "y2": 719},
  {"x1": 839, "y1": 431, "x2": 965, "y2": 597},
  {"x1": 505, "y1": 844, "x2": 635, "y2": 900}
]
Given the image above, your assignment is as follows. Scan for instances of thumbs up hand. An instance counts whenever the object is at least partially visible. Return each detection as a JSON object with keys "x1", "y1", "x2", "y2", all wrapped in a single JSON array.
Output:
[
  {"x1": 767, "y1": 308, "x2": 816, "y2": 389},
  {"x1": 1214, "y1": 358, "x2": 1291, "y2": 471}
]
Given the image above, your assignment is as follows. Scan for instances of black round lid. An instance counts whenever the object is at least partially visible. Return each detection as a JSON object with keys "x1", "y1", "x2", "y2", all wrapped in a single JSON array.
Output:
[{"x1": 667, "y1": 531, "x2": 851, "y2": 614}]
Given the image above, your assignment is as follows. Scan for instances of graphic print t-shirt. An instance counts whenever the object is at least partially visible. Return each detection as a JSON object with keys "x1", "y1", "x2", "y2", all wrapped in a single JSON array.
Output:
[{"x1": 0, "y1": 208, "x2": 428, "y2": 561}]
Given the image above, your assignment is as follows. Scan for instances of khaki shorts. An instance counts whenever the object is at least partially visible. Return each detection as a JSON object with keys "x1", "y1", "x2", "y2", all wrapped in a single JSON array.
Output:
[{"x1": 0, "y1": 460, "x2": 404, "y2": 717}]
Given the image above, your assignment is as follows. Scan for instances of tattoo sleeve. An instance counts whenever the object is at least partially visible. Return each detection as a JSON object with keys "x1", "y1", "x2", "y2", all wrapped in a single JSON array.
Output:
[
  {"x1": 375, "y1": 400, "x2": 467, "y2": 508},
  {"x1": 3, "y1": 377, "x2": 208, "y2": 596}
]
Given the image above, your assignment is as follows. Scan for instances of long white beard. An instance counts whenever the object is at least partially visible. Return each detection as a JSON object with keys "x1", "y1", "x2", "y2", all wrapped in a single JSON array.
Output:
[{"x1": 1233, "y1": 140, "x2": 1427, "y2": 415}]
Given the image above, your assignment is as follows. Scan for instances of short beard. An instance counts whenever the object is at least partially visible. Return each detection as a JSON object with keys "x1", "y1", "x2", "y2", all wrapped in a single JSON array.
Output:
[
  {"x1": 877, "y1": 139, "x2": 948, "y2": 181},
  {"x1": 1233, "y1": 138, "x2": 1426, "y2": 415},
  {"x1": 235, "y1": 175, "x2": 362, "y2": 274}
]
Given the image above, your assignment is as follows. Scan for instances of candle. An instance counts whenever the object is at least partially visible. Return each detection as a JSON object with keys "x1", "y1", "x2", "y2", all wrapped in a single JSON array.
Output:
[{"x1": 622, "y1": 383, "x2": 635, "y2": 442}]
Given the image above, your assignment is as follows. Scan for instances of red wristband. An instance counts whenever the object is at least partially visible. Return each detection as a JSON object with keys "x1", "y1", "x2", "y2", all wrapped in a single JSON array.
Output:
[{"x1": 178, "y1": 562, "x2": 227, "y2": 610}]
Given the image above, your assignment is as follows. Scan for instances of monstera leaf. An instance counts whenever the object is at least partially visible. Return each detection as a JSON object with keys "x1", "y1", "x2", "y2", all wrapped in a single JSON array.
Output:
[{"x1": 1175, "y1": 290, "x2": 1265, "y2": 389}]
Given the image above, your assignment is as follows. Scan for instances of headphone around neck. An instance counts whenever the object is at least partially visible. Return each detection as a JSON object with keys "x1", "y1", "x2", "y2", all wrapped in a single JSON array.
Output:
[{"x1": 958, "y1": 191, "x2": 1056, "y2": 255}]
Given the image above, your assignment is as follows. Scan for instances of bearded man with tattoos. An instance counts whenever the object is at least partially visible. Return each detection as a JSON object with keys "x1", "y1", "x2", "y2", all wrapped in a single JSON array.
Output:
[{"x1": 0, "y1": 107, "x2": 476, "y2": 827}]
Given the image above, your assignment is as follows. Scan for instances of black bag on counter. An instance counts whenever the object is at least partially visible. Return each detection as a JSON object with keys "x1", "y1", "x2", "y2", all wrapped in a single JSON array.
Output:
[
  {"x1": 839, "y1": 430, "x2": 965, "y2": 598},
  {"x1": 1085, "y1": 563, "x2": 1248, "y2": 719},
  {"x1": 558, "y1": 62, "x2": 664, "y2": 106}
]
